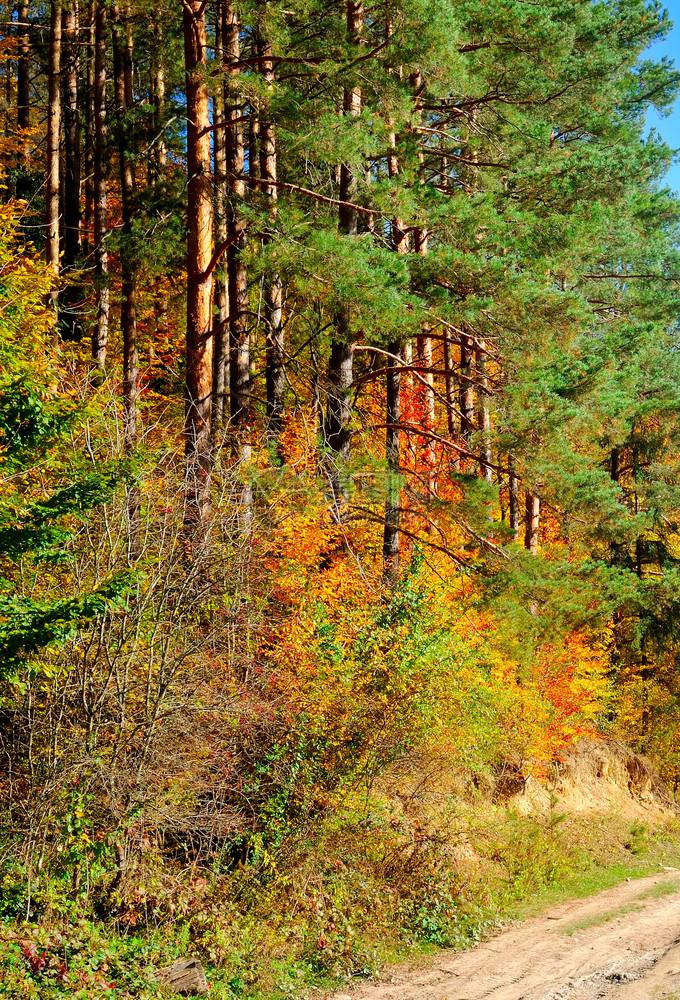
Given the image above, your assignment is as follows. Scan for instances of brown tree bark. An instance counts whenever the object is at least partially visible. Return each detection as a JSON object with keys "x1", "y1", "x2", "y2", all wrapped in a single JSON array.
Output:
[
  {"x1": 45, "y1": 1, "x2": 62, "y2": 325},
  {"x1": 508, "y1": 454, "x2": 519, "y2": 540},
  {"x1": 383, "y1": 341, "x2": 402, "y2": 588},
  {"x1": 150, "y1": 27, "x2": 169, "y2": 346},
  {"x1": 323, "y1": 1, "x2": 363, "y2": 504},
  {"x1": 460, "y1": 326, "x2": 475, "y2": 444},
  {"x1": 16, "y1": 1, "x2": 29, "y2": 163},
  {"x1": 150, "y1": 27, "x2": 166, "y2": 180},
  {"x1": 212, "y1": 1, "x2": 228, "y2": 434},
  {"x1": 92, "y1": 0, "x2": 109, "y2": 373},
  {"x1": 61, "y1": 2, "x2": 82, "y2": 341},
  {"x1": 476, "y1": 341, "x2": 492, "y2": 483},
  {"x1": 183, "y1": 0, "x2": 214, "y2": 563},
  {"x1": 443, "y1": 330, "x2": 458, "y2": 438},
  {"x1": 112, "y1": 2, "x2": 140, "y2": 558},
  {"x1": 84, "y1": 0, "x2": 95, "y2": 236},
  {"x1": 525, "y1": 492, "x2": 540, "y2": 555},
  {"x1": 259, "y1": 36, "x2": 284, "y2": 458},
  {"x1": 417, "y1": 331, "x2": 436, "y2": 488},
  {"x1": 223, "y1": 2, "x2": 249, "y2": 452},
  {"x1": 248, "y1": 102, "x2": 259, "y2": 190},
  {"x1": 382, "y1": 113, "x2": 409, "y2": 585}
]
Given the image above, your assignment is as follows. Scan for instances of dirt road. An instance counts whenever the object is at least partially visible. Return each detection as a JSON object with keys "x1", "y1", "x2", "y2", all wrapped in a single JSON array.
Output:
[{"x1": 331, "y1": 871, "x2": 680, "y2": 1000}]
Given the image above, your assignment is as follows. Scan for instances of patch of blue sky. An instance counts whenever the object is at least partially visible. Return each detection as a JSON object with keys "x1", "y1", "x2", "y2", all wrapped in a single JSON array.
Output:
[{"x1": 646, "y1": 1, "x2": 680, "y2": 191}]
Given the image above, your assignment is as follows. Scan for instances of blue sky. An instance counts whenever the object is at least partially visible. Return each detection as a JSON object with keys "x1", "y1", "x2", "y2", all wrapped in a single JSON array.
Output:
[{"x1": 648, "y1": 1, "x2": 680, "y2": 189}]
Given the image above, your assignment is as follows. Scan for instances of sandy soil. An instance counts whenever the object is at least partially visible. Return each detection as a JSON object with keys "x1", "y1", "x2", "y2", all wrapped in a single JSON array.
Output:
[{"x1": 330, "y1": 870, "x2": 680, "y2": 1000}]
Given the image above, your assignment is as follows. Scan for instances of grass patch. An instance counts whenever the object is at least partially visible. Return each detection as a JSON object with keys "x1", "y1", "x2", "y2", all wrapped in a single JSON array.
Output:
[
  {"x1": 635, "y1": 877, "x2": 680, "y2": 900},
  {"x1": 561, "y1": 902, "x2": 643, "y2": 936}
]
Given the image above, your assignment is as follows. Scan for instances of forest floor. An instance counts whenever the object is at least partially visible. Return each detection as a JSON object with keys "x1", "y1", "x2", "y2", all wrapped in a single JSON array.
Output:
[{"x1": 328, "y1": 870, "x2": 680, "y2": 1000}]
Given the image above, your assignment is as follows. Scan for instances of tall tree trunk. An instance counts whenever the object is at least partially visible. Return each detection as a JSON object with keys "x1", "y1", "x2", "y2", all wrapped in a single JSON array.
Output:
[
  {"x1": 183, "y1": 0, "x2": 214, "y2": 564},
  {"x1": 323, "y1": 1, "x2": 363, "y2": 504},
  {"x1": 443, "y1": 330, "x2": 457, "y2": 436},
  {"x1": 525, "y1": 492, "x2": 540, "y2": 555},
  {"x1": 46, "y1": 1, "x2": 62, "y2": 327},
  {"x1": 508, "y1": 454, "x2": 519, "y2": 540},
  {"x1": 476, "y1": 340, "x2": 492, "y2": 483},
  {"x1": 61, "y1": 2, "x2": 82, "y2": 341},
  {"x1": 382, "y1": 125, "x2": 409, "y2": 585},
  {"x1": 16, "y1": 1, "x2": 29, "y2": 164},
  {"x1": 223, "y1": 2, "x2": 249, "y2": 452},
  {"x1": 609, "y1": 445, "x2": 626, "y2": 565},
  {"x1": 460, "y1": 326, "x2": 475, "y2": 444},
  {"x1": 212, "y1": 1, "x2": 228, "y2": 435},
  {"x1": 248, "y1": 102, "x2": 259, "y2": 189},
  {"x1": 383, "y1": 342, "x2": 402, "y2": 587},
  {"x1": 4, "y1": 19, "x2": 16, "y2": 201},
  {"x1": 150, "y1": 27, "x2": 169, "y2": 344},
  {"x1": 151, "y1": 27, "x2": 166, "y2": 180},
  {"x1": 84, "y1": 0, "x2": 95, "y2": 236},
  {"x1": 259, "y1": 37, "x2": 284, "y2": 458},
  {"x1": 417, "y1": 331, "x2": 436, "y2": 488},
  {"x1": 112, "y1": 2, "x2": 140, "y2": 559},
  {"x1": 92, "y1": 0, "x2": 108, "y2": 373}
]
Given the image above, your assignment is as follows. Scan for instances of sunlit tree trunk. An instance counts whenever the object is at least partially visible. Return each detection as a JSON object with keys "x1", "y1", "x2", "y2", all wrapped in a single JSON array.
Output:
[
  {"x1": 508, "y1": 455, "x2": 519, "y2": 540},
  {"x1": 476, "y1": 341, "x2": 492, "y2": 483},
  {"x1": 248, "y1": 101, "x2": 259, "y2": 190},
  {"x1": 46, "y1": 1, "x2": 62, "y2": 326},
  {"x1": 212, "y1": 2, "x2": 228, "y2": 434},
  {"x1": 92, "y1": 0, "x2": 108, "y2": 374},
  {"x1": 443, "y1": 331, "x2": 458, "y2": 438},
  {"x1": 460, "y1": 327, "x2": 475, "y2": 446},
  {"x1": 84, "y1": 0, "x2": 95, "y2": 236},
  {"x1": 17, "y1": 1, "x2": 29, "y2": 163},
  {"x1": 525, "y1": 492, "x2": 540, "y2": 554},
  {"x1": 383, "y1": 127, "x2": 409, "y2": 586},
  {"x1": 112, "y1": 2, "x2": 140, "y2": 558},
  {"x1": 259, "y1": 37, "x2": 285, "y2": 458},
  {"x1": 417, "y1": 325, "x2": 436, "y2": 491},
  {"x1": 183, "y1": 0, "x2": 214, "y2": 564},
  {"x1": 323, "y1": 1, "x2": 363, "y2": 505},
  {"x1": 61, "y1": 2, "x2": 82, "y2": 341},
  {"x1": 150, "y1": 26, "x2": 169, "y2": 346},
  {"x1": 223, "y1": 2, "x2": 249, "y2": 453}
]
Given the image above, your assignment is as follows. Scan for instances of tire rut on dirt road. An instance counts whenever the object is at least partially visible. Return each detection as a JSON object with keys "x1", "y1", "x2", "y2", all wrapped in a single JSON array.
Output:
[{"x1": 329, "y1": 871, "x2": 680, "y2": 1000}]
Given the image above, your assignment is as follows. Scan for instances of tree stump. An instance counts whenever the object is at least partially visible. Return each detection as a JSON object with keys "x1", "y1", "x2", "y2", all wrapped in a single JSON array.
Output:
[{"x1": 153, "y1": 957, "x2": 209, "y2": 996}]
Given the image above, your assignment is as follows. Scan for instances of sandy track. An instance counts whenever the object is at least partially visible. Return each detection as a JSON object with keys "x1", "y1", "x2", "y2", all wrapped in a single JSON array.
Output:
[{"x1": 331, "y1": 871, "x2": 680, "y2": 1000}]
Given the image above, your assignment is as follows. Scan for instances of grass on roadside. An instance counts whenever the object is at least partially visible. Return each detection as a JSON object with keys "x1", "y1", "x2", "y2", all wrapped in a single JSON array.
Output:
[{"x1": 2, "y1": 802, "x2": 680, "y2": 1000}]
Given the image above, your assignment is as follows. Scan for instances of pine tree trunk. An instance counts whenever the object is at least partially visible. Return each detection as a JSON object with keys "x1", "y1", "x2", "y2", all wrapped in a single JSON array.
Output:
[
  {"x1": 46, "y1": 1, "x2": 62, "y2": 327},
  {"x1": 443, "y1": 329, "x2": 458, "y2": 442},
  {"x1": 508, "y1": 454, "x2": 519, "y2": 540},
  {"x1": 92, "y1": 0, "x2": 108, "y2": 374},
  {"x1": 259, "y1": 38, "x2": 285, "y2": 458},
  {"x1": 150, "y1": 29, "x2": 169, "y2": 345},
  {"x1": 223, "y1": 2, "x2": 249, "y2": 454},
  {"x1": 417, "y1": 330, "x2": 436, "y2": 487},
  {"x1": 460, "y1": 327, "x2": 475, "y2": 444},
  {"x1": 17, "y1": 1, "x2": 29, "y2": 163},
  {"x1": 112, "y1": 2, "x2": 140, "y2": 558},
  {"x1": 248, "y1": 104, "x2": 259, "y2": 189},
  {"x1": 84, "y1": 0, "x2": 95, "y2": 236},
  {"x1": 183, "y1": 0, "x2": 214, "y2": 565},
  {"x1": 323, "y1": 1, "x2": 363, "y2": 504},
  {"x1": 383, "y1": 342, "x2": 402, "y2": 588},
  {"x1": 382, "y1": 128, "x2": 409, "y2": 583},
  {"x1": 476, "y1": 341, "x2": 492, "y2": 483},
  {"x1": 61, "y1": 2, "x2": 82, "y2": 341},
  {"x1": 212, "y1": 2, "x2": 228, "y2": 435},
  {"x1": 525, "y1": 492, "x2": 540, "y2": 554},
  {"x1": 151, "y1": 29, "x2": 166, "y2": 179}
]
